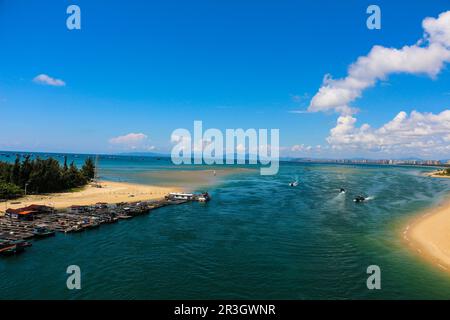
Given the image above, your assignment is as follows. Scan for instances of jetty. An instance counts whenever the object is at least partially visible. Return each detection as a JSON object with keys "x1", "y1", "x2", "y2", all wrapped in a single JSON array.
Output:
[{"x1": 0, "y1": 192, "x2": 210, "y2": 257}]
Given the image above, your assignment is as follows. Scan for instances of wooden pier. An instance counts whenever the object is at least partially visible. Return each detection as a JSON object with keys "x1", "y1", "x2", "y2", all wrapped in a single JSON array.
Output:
[{"x1": 0, "y1": 192, "x2": 208, "y2": 256}]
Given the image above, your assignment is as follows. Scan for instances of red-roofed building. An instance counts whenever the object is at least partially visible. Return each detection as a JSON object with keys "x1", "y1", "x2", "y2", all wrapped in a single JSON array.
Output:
[
  {"x1": 5, "y1": 204, "x2": 54, "y2": 220},
  {"x1": 5, "y1": 209, "x2": 38, "y2": 221}
]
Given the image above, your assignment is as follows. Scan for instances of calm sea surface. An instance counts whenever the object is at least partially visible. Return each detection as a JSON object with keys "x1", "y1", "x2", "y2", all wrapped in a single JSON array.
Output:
[{"x1": 1, "y1": 153, "x2": 450, "y2": 299}]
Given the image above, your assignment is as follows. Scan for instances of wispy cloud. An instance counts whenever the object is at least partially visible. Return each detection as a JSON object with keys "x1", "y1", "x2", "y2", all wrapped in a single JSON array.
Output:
[
  {"x1": 288, "y1": 109, "x2": 310, "y2": 114},
  {"x1": 109, "y1": 133, "x2": 147, "y2": 145},
  {"x1": 33, "y1": 74, "x2": 66, "y2": 87},
  {"x1": 289, "y1": 93, "x2": 311, "y2": 114},
  {"x1": 109, "y1": 133, "x2": 155, "y2": 151}
]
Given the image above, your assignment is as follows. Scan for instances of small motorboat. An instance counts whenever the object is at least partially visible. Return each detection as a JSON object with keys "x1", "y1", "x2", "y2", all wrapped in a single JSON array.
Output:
[
  {"x1": 353, "y1": 195, "x2": 366, "y2": 203},
  {"x1": 0, "y1": 243, "x2": 25, "y2": 256},
  {"x1": 11, "y1": 240, "x2": 32, "y2": 248},
  {"x1": 33, "y1": 225, "x2": 55, "y2": 238},
  {"x1": 339, "y1": 188, "x2": 346, "y2": 194},
  {"x1": 65, "y1": 225, "x2": 83, "y2": 233},
  {"x1": 103, "y1": 216, "x2": 119, "y2": 224},
  {"x1": 118, "y1": 214, "x2": 133, "y2": 219},
  {"x1": 196, "y1": 192, "x2": 211, "y2": 202},
  {"x1": 289, "y1": 181, "x2": 299, "y2": 187}
]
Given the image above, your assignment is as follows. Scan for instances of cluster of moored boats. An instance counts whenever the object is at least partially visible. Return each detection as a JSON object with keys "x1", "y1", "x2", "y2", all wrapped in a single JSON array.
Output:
[
  {"x1": 0, "y1": 225, "x2": 54, "y2": 256},
  {"x1": 0, "y1": 192, "x2": 210, "y2": 257},
  {"x1": 0, "y1": 239, "x2": 32, "y2": 256}
]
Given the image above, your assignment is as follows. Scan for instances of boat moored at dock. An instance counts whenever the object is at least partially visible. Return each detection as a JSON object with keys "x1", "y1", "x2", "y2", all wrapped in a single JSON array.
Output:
[
  {"x1": 165, "y1": 192, "x2": 211, "y2": 202},
  {"x1": 32, "y1": 225, "x2": 56, "y2": 238},
  {"x1": 0, "y1": 242, "x2": 26, "y2": 256},
  {"x1": 0, "y1": 190, "x2": 211, "y2": 257}
]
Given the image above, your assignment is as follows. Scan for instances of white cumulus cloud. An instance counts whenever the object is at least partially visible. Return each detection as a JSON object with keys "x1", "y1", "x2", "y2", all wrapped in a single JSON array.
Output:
[
  {"x1": 305, "y1": 10, "x2": 450, "y2": 157},
  {"x1": 109, "y1": 133, "x2": 155, "y2": 151},
  {"x1": 33, "y1": 74, "x2": 66, "y2": 87},
  {"x1": 308, "y1": 11, "x2": 450, "y2": 115},
  {"x1": 327, "y1": 110, "x2": 450, "y2": 156}
]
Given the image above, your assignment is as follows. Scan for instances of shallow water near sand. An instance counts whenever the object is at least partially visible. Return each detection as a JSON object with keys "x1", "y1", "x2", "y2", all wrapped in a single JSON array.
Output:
[{"x1": 1, "y1": 154, "x2": 450, "y2": 299}]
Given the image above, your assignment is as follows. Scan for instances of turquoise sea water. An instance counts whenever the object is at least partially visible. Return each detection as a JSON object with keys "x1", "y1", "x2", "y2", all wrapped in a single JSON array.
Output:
[{"x1": 1, "y1": 154, "x2": 450, "y2": 299}]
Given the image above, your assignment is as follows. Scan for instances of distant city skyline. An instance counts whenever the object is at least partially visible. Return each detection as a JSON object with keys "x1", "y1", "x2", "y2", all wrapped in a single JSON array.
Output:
[
  {"x1": 0, "y1": 1, "x2": 449, "y2": 159},
  {"x1": 0, "y1": 150, "x2": 449, "y2": 164}
]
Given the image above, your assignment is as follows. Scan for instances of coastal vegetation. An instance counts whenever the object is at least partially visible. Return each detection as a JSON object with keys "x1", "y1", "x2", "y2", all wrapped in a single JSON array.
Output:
[
  {"x1": 0, "y1": 182, "x2": 23, "y2": 199},
  {"x1": 435, "y1": 168, "x2": 450, "y2": 176},
  {"x1": 0, "y1": 156, "x2": 95, "y2": 199}
]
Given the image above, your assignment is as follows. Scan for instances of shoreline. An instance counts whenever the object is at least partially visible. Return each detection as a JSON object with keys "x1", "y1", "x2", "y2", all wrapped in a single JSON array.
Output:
[
  {"x1": 424, "y1": 170, "x2": 450, "y2": 179},
  {"x1": 1, "y1": 180, "x2": 181, "y2": 212},
  {"x1": 403, "y1": 195, "x2": 450, "y2": 273},
  {"x1": 0, "y1": 167, "x2": 253, "y2": 213}
]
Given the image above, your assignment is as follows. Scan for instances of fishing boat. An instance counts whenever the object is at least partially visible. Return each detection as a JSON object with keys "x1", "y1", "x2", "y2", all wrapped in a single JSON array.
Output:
[
  {"x1": 110, "y1": 216, "x2": 119, "y2": 223},
  {"x1": 65, "y1": 225, "x2": 84, "y2": 233},
  {"x1": 103, "y1": 216, "x2": 119, "y2": 224},
  {"x1": 32, "y1": 225, "x2": 55, "y2": 238},
  {"x1": 0, "y1": 243, "x2": 25, "y2": 256},
  {"x1": 84, "y1": 222, "x2": 100, "y2": 229},
  {"x1": 11, "y1": 240, "x2": 32, "y2": 248}
]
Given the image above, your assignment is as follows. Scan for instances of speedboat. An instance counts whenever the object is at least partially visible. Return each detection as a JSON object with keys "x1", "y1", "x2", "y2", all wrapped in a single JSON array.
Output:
[
  {"x1": 353, "y1": 195, "x2": 366, "y2": 203},
  {"x1": 289, "y1": 181, "x2": 299, "y2": 187},
  {"x1": 197, "y1": 192, "x2": 211, "y2": 202},
  {"x1": 339, "y1": 188, "x2": 346, "y2": 194}
]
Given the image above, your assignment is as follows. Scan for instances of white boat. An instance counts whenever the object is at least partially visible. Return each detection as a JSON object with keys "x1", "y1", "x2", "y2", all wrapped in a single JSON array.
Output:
[
  {"x1": 289, "y1": 181, "x2": 299, "y2": 187},
  {"x1": 166, "y1": 192, "x2": 211, "y2": 202},
  {"x1": 166, "y1": 192, "x2": 196, "y2": 200}
]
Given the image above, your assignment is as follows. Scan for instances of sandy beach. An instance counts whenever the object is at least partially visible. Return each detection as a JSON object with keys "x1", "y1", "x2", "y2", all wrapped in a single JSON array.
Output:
[
  {"x1": 404, "y1": 196, "x2": 450, "y2": 273},
  {"x1": 0, "y1": 167, "x2": 253, "y2": 213},
  {"x1": 425, "y1": 170, "x2": 450, "y2": 179},
  {"x1": 1, "y1": 180, "x2": 180, "y2": 211}
]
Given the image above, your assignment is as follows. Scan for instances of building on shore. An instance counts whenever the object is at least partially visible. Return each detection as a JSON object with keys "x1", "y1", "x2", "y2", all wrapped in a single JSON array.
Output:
[{"x1": 5, "y1": 205, "x2": 54, "y2": 221}]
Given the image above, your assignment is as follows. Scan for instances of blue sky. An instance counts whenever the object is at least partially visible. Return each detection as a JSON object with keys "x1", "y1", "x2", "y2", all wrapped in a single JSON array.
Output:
[{"x1": 0, "y1": 0, "x2": 449, "y2": 158}]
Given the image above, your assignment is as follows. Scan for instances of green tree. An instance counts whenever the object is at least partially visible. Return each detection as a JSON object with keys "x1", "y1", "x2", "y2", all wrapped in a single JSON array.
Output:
[
  {"x1": 10, "y1": 155, "x2": 20, "y2": 185},
  {"x1": 67, "y1": 161, "x2": 86, "y2": 188},
  {"x1": 19, "y1": 155, "x2": 32, "y2": 188},
  {"x1": 0, "y1": 155, "x2": 92, "y2": 196},
  {"x1": 0, "y1": 181, "x2": 24, "y2": 200},
  {"x1": 81, "y1": 157, "x2": 96, "y2": 180},
  {"x1": 63, "y1": 156, "x2": 68, "y2": 172},
  {"x1": 0, "y1": 162, "x2": 12, "y2": 182}
]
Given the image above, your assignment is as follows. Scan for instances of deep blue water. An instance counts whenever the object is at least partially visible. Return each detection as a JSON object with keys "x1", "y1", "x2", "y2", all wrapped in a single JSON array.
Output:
[{"x1": 1, "y1": 154, "x2": 450, "y2": 299}]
